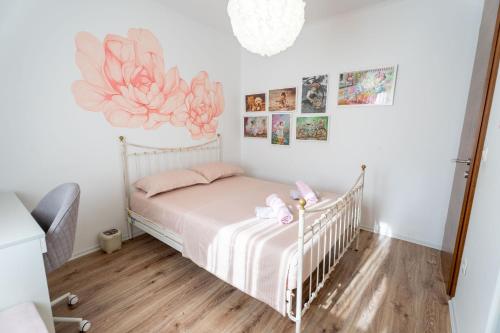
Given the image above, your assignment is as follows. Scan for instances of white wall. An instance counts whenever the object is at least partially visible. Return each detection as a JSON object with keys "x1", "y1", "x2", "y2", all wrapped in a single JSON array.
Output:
[
  {"x1": 0, "y1": 0, "x2": 488, "y2": 256},
  {"x1": 490, "y1": 273, "x2": 500, "y2": 333},
  {"x1": 240, "y1": 0, "x2": 484, "y2": 249},
  {"x1": 451, "y1": 66, "x2": 500, "y2": 333},
  {"x1": 0, "y1": 0, "x2": 241, "y2": 255}
]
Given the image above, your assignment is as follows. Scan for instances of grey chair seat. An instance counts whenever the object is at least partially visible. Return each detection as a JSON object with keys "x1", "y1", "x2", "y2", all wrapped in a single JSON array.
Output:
[
  {"x1": 31, "y1": 183, "x2": 91, "y2": 332},
  {"x1": 32, "y1": 183, "x2": 80, "y2": 273}
]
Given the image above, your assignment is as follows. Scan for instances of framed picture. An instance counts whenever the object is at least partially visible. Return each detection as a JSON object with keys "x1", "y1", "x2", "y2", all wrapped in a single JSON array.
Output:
[
  {"x1": 244, "y1": 116, "x2": 268, "y2": 138},
  {"x1": 271, "y1": 114, "x2": 291, "y2": 146},
  {"x1": 296, "y1": 116, "x2": 329, "y2": 141},
  {"x1": 245, "y1": 93, "x2": 266, "y2": 112},
  {"x1": 338, "y1": 65, "x2": 398, "y2": 106},
  {"x1": 301, "y1": 75, "x2": 328, "y2": 113},
  {"x1": 269, "y1": 88, "x2": 296, "y2": 112}
]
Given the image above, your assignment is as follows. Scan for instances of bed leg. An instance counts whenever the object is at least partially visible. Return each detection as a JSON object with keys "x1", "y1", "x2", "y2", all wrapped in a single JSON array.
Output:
[
  {"x1": 356, "y1": 165, "x2": 366, "y2": 252},
  {"x1": 128, "y1": 216, "x2": 134, "y2": 240}
]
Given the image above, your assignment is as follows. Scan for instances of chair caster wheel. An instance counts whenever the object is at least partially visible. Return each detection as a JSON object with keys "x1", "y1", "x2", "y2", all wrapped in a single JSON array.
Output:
[
  {"x1": 68, "y1": 294, "x2": 79, "y2": 306},
  {"x1": 80, "y1": 320, "x2": 91, "y2": 332}
]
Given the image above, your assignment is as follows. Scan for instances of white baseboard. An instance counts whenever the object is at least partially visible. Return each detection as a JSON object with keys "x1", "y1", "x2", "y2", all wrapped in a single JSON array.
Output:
[
  {"x1": 449, "y1": 298, "x2": 458, "y2": 333},
  {"x1": 72, "y1": 225, "x2": 440, "y2": 260},
  {"x1": 359, "y1": 225, "x2": 442, "y2": 250},
  {"x1": 71, "y1": 244, "x2": 101, "y2": 260},
  {"x1": 70, "y1": 229, "x2": 140, "y2": 260}
]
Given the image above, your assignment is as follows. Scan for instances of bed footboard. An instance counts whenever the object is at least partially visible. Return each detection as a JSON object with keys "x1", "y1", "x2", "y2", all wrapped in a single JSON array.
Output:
[{"x1": 287, "y1": 165, "x2": 366, "y2": 333}]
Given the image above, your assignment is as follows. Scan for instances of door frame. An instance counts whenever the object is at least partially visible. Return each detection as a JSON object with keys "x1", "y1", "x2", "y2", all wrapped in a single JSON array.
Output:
[{"x1": 448, "y1": 4, "x2": 500, "y2": 296}]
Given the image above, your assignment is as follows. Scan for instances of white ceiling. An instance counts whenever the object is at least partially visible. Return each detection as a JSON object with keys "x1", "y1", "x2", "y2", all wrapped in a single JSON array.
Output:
[{"x1": 161, "y1": 0, "x2": 390, "y2": 32}]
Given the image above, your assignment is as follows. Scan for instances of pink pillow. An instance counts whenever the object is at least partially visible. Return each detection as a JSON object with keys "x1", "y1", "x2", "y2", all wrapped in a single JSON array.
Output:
[
  {"x1": 134, "y1": 169, "x2": 208, "y2": 198},
  {"x1": 190, "y1": 162, "x2": 244, "y2": 182}
]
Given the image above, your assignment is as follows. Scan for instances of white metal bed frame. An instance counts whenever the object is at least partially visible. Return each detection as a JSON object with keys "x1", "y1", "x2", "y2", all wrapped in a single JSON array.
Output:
[{"x1": 118, "y1": 134, "x2": 365, "y2": 333}]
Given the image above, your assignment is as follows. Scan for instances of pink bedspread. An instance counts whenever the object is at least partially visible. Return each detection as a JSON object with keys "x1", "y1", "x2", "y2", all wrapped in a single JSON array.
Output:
[{"x1": 130, "y1": 176, "x2": 340, "y2": 315}]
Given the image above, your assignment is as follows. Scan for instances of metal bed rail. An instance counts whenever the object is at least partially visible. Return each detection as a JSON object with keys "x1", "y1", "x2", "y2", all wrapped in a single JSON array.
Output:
[{"x1": 287, "y1": 165, "x2": 366, "y2": 333}]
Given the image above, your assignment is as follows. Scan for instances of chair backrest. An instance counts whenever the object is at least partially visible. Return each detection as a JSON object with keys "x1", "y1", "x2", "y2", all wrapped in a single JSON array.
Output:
[{"x1": 31, "y1": 183, "x2": 80, "y2": 273}]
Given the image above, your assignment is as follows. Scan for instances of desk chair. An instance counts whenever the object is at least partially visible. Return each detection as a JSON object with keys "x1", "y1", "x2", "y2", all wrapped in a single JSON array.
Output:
[{"x1": 32, "y1": 183, "x2": 91, "y2": 332}]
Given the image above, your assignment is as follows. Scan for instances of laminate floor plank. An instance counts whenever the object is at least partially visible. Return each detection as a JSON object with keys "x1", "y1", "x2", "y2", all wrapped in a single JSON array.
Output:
[{"x1": 48, "y1": 230, "x2": 450, "y2": 333}]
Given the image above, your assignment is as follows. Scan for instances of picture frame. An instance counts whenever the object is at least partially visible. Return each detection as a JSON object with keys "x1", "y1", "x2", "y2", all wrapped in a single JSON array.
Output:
[
  {"x1": 301, "y1": 75, "x2": 328, "y2": 113},
  {"x1": 271, "y1": 113, "x2": 291, "y2": 146},
  {"x1": 338, "y1": 65, "x2": 398, "y2": 106},
  {"x1": 245, "y1": 93, "x2": 266, "y2": 112},
  {"x1": 269, "y1": 87, "x2": 297, "y2": 112},
  {"x1": 295, "y1": 115, "x2": 329, "y2": 141},
  {"x1": 243, "y1": 116, "x2": 268, "y2": 138}
]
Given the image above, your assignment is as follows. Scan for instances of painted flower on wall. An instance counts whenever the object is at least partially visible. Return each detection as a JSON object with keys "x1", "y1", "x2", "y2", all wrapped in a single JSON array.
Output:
[
  {"x1": 185, "y1": 72, "x2": 225, "y2": 139},
  {"x1": 72, "y1": 28, "x2": 224, "y2": 138}
]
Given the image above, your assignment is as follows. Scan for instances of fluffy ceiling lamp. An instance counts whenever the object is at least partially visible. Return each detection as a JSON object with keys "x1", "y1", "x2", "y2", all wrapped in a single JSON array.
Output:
[{"x1": 227, "y1": 0, "x2": 306, "y2": 57}]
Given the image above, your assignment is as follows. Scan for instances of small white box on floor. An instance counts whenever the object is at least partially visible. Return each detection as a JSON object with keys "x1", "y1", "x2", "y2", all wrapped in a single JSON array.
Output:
[{"x1": 98, "y1": 229, "x2": 122, "y2": 254}]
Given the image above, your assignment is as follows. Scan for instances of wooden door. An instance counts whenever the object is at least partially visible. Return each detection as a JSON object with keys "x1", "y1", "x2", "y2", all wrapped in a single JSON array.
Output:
[{"x1": 441, "y1": 1, "x2": 500, "y2": 297}]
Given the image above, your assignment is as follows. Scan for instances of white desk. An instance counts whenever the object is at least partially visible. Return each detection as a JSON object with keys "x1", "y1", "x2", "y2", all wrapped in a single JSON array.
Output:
[{"x1": 0, "y1": 192, "x2": 55, "y2": 333}]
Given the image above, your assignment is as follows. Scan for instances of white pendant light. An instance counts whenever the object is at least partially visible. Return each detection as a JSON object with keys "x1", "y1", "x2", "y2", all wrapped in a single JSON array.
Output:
[{"x1": 227, "y1": 0, "x2": 306, "y2": 57}]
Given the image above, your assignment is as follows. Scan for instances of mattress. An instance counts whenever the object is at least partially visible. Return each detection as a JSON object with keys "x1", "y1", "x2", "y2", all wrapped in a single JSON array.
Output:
[{"x1": 130, "y1": 175, "x2": 341, "y2": 315}]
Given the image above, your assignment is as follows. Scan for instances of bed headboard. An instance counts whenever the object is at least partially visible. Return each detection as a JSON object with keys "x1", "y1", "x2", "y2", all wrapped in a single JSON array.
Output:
[{"x1": 119, "y1": 134, "x2": 222, "y2": 207}]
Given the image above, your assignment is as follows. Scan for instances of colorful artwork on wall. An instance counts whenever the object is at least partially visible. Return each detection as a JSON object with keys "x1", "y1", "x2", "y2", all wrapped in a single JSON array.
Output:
[
  {"x1": 338, "y1": 66, "x2": 397, "y2": 106},
  {"x1": 301, "y1": 75, "x2": 328, "y2": 113},
  {"x1": 72, "y1": 28, "x2": 224, "y2": 140},
  {"x1": 244, "y1": 116, "x2": 268, "y2": 138},
  {"x1": 269, "y1": 88, "x2": 296, "y2": 111},
  {"x1": 296, "y1": 116, "x2": 329, "y2": 141},
  {"x1": 271, "y1": 114, "x2": 291, "y2": 146},
  {"x1": 245, "y1": 93, "x2": 266, "y2": 112}
]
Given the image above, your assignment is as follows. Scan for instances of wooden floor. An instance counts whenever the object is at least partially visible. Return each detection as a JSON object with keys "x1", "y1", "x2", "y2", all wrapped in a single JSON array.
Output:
[{"x1": 48, "y1": 230, "x2": 450, "y2": 333}]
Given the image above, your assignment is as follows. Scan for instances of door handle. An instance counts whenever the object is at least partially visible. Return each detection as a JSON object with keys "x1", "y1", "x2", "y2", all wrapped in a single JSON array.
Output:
[
  {"x1": 464, "y1": 171, "x2": 470, "y2": 179},
  {"x1": 452, "y1": 158, "x2": 471, "y2": 165}
]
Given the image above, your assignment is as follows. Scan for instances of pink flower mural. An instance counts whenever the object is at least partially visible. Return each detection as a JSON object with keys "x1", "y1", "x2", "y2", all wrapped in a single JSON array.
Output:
[
  {"x1": 72, "y1": 28, "x2": 224, "y2": 139},
  {"x1": 186, "y1": 72, "x2": 225, "y2": 139}
]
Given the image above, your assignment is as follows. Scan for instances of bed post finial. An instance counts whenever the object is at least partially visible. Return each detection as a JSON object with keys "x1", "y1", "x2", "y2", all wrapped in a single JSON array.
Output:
[
  {"x1": 298, "y1": 198, "x2": 306, "y2": 210},
  {"x1": 119, "y1": 136, "x2": 126, "y2": 143},
  {"x1": 361, "y1": 164, "x2": 366, "y2": 172}
]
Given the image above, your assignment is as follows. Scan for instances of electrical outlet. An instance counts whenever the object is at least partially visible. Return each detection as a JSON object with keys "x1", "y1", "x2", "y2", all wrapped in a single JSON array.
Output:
[{"x1": 461, "y1": 258, "x2": 468, "y2": 277}]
